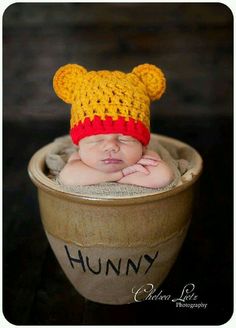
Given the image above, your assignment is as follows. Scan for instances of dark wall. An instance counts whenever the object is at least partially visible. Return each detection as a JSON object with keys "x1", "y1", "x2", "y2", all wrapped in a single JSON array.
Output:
[{"x1": 3, "y1": 3, "x2": 233, "y2": 123}]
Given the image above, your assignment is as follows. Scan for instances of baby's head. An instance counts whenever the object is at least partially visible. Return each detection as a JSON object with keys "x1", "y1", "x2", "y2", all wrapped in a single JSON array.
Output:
[{"x1": 53, "y1": 63, "x2": 166, "y2": 172}]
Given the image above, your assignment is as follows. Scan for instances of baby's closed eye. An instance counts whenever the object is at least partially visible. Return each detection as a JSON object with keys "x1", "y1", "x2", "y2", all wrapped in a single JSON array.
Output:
[
  {"x1": 118, "y1": 136, "x2": 138, "y2": 143},
  {"x1": 85, "y1": 138, "x2": 105, "y2": 144}
]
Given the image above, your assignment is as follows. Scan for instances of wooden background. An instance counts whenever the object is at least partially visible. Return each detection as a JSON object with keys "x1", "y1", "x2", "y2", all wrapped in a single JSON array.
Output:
[{"x1": 3, "y1": 3, "x2": 233, "y2": 325}]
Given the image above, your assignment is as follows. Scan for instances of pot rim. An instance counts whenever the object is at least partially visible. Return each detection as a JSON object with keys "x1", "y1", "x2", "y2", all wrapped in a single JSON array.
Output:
[{"x1": 28, "y1": 133, "x2": 203, "y2": 205}]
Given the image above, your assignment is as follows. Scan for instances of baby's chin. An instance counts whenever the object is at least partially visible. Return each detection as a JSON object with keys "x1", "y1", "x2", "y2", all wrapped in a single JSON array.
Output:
[
  {"x1": 97, "y1": 162, "x2": 127, "y2": 173},
  {"x1": 99, "y1": 165, "x2": 124, "y2": 173}
]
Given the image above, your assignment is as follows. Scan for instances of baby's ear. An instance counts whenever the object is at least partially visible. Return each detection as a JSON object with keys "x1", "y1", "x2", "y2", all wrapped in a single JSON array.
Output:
[
  {"x1": 53, "y1": 64, "x2": 87, "y2": 104},
  {"x1": 132, "y1": 63, "x2": 166, "y2": 101}
]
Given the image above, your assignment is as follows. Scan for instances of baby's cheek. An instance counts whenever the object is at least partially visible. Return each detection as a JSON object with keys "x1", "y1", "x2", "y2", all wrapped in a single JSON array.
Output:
[
  {"x1": 80, "y1": 155, "x2": 96, "y2": 169},
  {"x1": 125, "y1": 152, "x2": 142, "y2": 165}
]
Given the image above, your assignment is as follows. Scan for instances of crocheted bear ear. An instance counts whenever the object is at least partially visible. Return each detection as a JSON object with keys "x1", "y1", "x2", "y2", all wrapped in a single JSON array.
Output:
[
  {"x1": 53, "y1": 64, "x2": 87, "y2": 104},
  {"x1": 132, "y1": 63, "x2": 166, "y2": 101}
]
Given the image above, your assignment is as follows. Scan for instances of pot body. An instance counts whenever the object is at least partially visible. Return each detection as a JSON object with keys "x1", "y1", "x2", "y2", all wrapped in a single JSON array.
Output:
[{"x1": 28, "y1": 134, "x2": 203, "y2": 304}]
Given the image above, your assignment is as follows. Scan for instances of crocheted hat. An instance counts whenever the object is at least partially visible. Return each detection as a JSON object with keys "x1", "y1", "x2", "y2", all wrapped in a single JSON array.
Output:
[{"x1": 53, "y1": 63, "x2": 166, "y2": 145}]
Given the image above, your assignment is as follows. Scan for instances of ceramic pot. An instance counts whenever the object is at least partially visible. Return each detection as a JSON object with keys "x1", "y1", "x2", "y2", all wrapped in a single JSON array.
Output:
[{"x1": 28, "y1": 134, "x2": 203, "y2": 304}]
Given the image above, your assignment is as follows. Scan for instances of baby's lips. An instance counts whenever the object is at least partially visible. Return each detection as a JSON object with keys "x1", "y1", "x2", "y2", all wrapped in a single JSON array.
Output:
[{"x1": 102, "y1": 158, "x2": 122, "y2": 164}]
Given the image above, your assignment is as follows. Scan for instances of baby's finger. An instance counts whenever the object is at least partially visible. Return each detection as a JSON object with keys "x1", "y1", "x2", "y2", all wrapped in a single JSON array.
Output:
[
  {"x1": 122, "y1": 166, "x2": 135, "y2": 176},
  {"x1": 138, "y1": 158, "x2": 159, "y2": 166},
  {"x1": 135, "y1": 164, "x2": 150, "y2": 175},
  {"x1": 122, "y1": 164, "x2": 150, "y2": 176}
]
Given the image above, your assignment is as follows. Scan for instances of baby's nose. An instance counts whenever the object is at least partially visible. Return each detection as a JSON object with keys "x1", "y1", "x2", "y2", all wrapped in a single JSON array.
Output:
[{"x1": 103, "y1": 140, "x2": 120, "y2": 152}]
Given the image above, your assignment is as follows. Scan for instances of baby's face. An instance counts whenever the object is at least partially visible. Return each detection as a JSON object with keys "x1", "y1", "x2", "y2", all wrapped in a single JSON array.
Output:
[{"x1": 79, "y1": 134, "x2": 144, "y2": 173}]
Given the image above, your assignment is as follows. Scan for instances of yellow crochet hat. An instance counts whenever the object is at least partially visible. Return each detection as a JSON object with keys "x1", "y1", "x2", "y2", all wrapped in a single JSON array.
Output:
[{"x1": 53, "y1": 63, "x2": 166, "y2": 145}]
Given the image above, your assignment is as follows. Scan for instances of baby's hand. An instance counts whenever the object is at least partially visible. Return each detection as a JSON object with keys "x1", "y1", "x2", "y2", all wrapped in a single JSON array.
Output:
[
  {"x1": 122, "y1": 164, "x2": 150, "y2": 177},
  {"x1": 137, "y1": 157, "x2": 160, "y2": 166},
  {"x1": 137, "y1": 151, "x2": 162, "y2": 167}
]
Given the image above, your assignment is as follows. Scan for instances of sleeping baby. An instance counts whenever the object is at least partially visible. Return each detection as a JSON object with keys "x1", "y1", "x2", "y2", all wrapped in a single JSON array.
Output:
[{"x1": 53, "y1": 63, "x2": 174, "y2": 188}]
